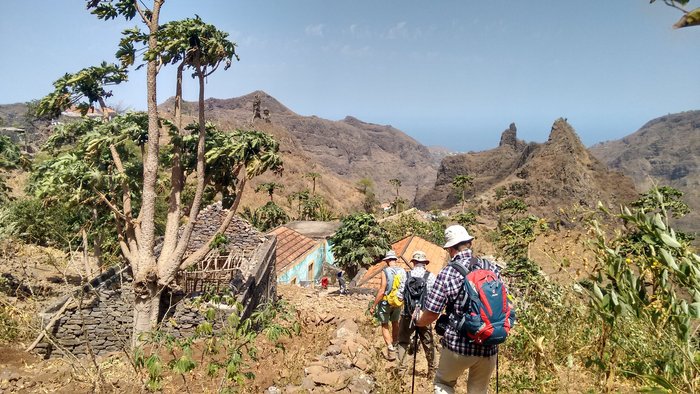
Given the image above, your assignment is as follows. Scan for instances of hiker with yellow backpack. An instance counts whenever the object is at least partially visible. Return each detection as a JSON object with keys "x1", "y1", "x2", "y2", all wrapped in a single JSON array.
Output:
[{"x1": 370, "y1": 250, "x2": 407, "y2": 361}]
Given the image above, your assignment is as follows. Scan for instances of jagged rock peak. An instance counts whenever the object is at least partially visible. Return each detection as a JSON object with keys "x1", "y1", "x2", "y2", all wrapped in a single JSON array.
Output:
[
  {"x1": 499, "y1": 122, "x2": 518, "y2": 148},
  {"x1": 547, "y1": 118, "x2": 586, "y2": 152}
]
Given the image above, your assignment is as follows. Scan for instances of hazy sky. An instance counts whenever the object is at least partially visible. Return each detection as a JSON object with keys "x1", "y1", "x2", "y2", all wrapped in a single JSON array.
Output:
[{"x1": 1, "y1": 1, "x2": 699, "y2": 151}]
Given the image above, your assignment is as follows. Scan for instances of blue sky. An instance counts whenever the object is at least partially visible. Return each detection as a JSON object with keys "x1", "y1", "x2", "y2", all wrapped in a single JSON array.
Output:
[{"x1": 1, "y1": 1, "x2": 699, "y2": 151}]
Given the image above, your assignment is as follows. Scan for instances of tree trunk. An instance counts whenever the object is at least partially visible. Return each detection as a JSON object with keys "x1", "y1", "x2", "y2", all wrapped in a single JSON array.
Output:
[
  {"x1": 159, "y1": 61, "x2": 186, "y2": 263},
  {"x1": 132, "y1": 279, "x2": 159, "y2": 346},
  {"x1": 132, "y1": 0, "x2": 163, "y2": 344},
  {"x1": 157, "y1": 56, "x2": 207, "y2": 287},
  {"x1": 92, "y1": 208, "x2": 103, "y2": 269}
]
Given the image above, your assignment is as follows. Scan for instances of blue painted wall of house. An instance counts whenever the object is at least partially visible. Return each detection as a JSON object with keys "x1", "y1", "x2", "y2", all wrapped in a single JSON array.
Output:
[{"x1": 278, "y1": 240, "x2": 337, "y2": 284}]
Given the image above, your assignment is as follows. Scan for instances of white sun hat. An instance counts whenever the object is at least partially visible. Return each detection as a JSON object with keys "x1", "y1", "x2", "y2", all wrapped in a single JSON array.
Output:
[{"x1": 443, "y1": 225, "x2": 475, "y2": 248}]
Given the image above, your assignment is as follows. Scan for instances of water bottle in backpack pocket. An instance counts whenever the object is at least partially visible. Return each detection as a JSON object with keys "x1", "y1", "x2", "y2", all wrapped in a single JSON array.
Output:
[{"x1": 450, "y1": 259, "x2": 516, "y2": 346}]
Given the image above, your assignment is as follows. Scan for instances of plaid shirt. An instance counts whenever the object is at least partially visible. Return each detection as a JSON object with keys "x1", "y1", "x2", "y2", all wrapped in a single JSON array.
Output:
[{"x1": 423, "y1": 250, "x2": 500, "y2": 357}]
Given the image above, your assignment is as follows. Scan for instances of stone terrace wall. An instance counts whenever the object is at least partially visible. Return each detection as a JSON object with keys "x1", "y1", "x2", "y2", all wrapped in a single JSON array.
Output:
[
  {"x1": 36, "y1": 235, "x2": 277, "y2": 358},
  {"x1": 35, "y1": 267, "x2": 133, "y2": 358}
]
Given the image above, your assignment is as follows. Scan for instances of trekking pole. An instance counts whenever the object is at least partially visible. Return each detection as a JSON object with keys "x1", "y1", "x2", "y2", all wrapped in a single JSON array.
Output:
[
  {"x1": 411, "y1": 330, "x2": 419, "y2": 394},
  {"x1": 409, "y1": 306, "x2": 420, "y2": 394},
  {"x1": 496, "y1": 352, "x2": 499, "y2": 394}
]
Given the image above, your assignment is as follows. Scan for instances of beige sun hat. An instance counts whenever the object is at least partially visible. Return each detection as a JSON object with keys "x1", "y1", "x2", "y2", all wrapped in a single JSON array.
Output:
[
  {"x1": 382, "y1": 250, "x2": 398, "y2": 261},
  {"x1": 410, "y1": 250, "x2": 429, "y2": 264},
  {"x1": 443, "y1": 225, "x2": 475, "y2": 248}
]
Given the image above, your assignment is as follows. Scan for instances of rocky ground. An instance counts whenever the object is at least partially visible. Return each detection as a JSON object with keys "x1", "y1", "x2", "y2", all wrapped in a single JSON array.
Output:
[
  {"x1": 1, "y1": 280, "x2": 469, "y2": 393},
  {"x1": 270, "y1": 284, "x2": 460, "y2": 394}
]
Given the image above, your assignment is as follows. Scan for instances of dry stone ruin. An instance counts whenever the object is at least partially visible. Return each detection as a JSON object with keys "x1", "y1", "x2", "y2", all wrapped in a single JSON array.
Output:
[{"x1": 33, "y1": 202, "x2": 278, "y2": 358}]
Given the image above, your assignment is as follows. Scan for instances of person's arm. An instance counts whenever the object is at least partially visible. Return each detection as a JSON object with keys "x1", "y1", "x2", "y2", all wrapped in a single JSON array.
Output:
[
  {"x1": 370, "y1": 270, "x2": 386, "y2": 314},
  {"x1": 415, "y1": 270, "x2": 448, "y2": 327},
  {"x1": 415, "y1": 309, "x2": 439, "y2": 327}
]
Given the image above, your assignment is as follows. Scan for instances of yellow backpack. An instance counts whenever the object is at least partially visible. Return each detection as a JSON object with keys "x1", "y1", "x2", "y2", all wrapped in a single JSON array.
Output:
[{"x1": 383, "y1": 268, "x2": 404, "y2": 308}]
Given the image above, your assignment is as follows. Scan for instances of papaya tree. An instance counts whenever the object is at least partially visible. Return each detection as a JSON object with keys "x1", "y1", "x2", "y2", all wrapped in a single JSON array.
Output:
[
  {"x1": 329, "y1": 213, "x2": 390, "y2": 278},
  {"x1": 255, "y1": 182, "x2": 284, "y2": 202},
  {"x1": 0, "y1": 136, "x2": 22, "y2": 203},
  {"x1": 451, "y1": 174, "x2": 473, "y2": 213},
  {"x1": 33, "y1": 0, "x2": 282, "y2": 343},
  {"x1": 304, "y1": 172, "x2": 321, "y2": 195}
]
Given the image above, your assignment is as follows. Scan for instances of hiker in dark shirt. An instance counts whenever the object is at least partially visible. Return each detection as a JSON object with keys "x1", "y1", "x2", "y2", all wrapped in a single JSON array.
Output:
[{"x1": 397, "y1": 250, "x2": 437, "y2": 374}]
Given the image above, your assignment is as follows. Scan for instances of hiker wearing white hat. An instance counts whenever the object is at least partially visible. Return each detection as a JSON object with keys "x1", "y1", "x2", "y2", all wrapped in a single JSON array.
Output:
[
  {"x1": 370, "y1": 249, "x2": 407, "y2": 361},
  {"x1": 415, "y1": 224, "x2": 506, "y2": 394}
]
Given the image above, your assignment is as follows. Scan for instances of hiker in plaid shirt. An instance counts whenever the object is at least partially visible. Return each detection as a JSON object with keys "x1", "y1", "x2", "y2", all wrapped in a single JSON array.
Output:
[{"x1": 416, "y1": 225, "x2": 502, "y2": 394}]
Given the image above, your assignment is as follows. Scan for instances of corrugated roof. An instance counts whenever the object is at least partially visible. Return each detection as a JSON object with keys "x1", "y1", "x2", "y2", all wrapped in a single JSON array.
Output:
[
  {"x1": 269, "y1": 226, "x2": 318, "y2": 274},
  {"x1": 356, "y1": 235, "x2": 448, "y2": 290},
  {"x1": 283, "y1": 221, "x2": 341, "y2": 239}
]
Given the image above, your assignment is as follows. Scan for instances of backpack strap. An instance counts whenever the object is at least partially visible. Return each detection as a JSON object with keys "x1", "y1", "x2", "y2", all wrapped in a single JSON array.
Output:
[
  {"x1": 449, "y1": 261, "x2": 468, "y2": 277},
  {"x1": 447, "y1": 261, "x2": 476, "y2": 312},
  {"x1": 383, "y1": 268, "x2": 394, "y2": 296}
]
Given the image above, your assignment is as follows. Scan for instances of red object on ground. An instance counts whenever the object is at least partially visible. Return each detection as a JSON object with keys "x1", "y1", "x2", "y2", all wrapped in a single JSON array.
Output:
[{"x1": 320, "y1": 276, "x2": 329, "y2": 289}]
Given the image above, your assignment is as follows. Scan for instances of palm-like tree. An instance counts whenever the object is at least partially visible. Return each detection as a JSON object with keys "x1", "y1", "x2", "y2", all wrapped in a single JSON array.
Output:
[
  {"x1": 389, "y1": 178, "x2": 402, "y2": 214},
  {"x1": 305, "y1": 172, "x2": 321, "y2": 195},
  {"x1": 452, "y1": 174, "x2": 474, "y2": 213},
  {"x1": 255, "y1": 182, "x2": 284, "y2": 202},
  {"x1": 288, "y1": 189, "x2": 310, "y2": 220}
]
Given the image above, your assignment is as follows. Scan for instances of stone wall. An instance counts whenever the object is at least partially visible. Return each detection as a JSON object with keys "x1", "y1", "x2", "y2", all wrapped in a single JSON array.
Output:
[
  {"x1": 34, "y1": 267, "x2": 133, "y2": 358},
  {"x1": 161, "y1": 235, "x2": 277, "y2": 338},
  {"x1": 35, "y1": 235, "x2": 277, "y2": 359}
]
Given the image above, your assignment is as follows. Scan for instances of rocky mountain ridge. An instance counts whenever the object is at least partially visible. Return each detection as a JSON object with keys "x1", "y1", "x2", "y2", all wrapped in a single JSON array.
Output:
[
  {"x1": 590, "y1": 110, "x2": 700, "y2": 234},
  {"x1": 416, "y1": 120, "x2": 638, "y2": 216}
]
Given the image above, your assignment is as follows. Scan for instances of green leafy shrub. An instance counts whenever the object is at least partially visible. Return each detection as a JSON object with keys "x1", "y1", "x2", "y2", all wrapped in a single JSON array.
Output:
[{"x1": 588, "y1": 188, "x2": 700, "y2": 392}]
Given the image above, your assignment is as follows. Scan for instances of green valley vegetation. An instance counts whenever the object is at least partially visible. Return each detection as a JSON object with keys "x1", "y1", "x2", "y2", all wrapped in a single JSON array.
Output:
[{"x1": 240, "y1": 202, "x2": 290, "y2": 232}]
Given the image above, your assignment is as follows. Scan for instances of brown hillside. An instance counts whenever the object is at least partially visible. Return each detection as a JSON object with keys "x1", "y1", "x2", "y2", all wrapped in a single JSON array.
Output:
[
  {"x1": 163, "y1": 91, "x2": 438, "y2": 207},
  {"x1": 417, "y1": 119, "x2": 638, "y2": 215},
  {"x1": 590, "y1": 110, "x2": 700, "y2": 235}
]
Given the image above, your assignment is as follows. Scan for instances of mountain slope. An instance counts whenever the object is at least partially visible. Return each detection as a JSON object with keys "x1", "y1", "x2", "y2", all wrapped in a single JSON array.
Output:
[
  {"x1": 590, "y1": 111, "x2": 700, "y2": 234},
  {"x1": 165, "y1": 91, "x2": 439, "y2": 206},
  {"x1": 417, "y1": 119, "x2": 638, "y2": 216}
]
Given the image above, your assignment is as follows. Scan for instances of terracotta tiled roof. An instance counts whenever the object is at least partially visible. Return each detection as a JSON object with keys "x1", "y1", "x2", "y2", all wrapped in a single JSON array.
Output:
[
  {"x1": 269, "y1": 226, "x2": 318, "y2": 274},
  {"x1": 356, "y1": 235, "x2": 448, "y2": 290},
  {"x1": 394, "y1": 235, "x2": 449, "y2": 277}
]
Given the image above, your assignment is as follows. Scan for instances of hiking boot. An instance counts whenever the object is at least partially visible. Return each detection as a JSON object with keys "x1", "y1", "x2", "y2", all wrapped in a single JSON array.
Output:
[{"x1": 383, "y1": 347, "x2": 397, "y2": 361}]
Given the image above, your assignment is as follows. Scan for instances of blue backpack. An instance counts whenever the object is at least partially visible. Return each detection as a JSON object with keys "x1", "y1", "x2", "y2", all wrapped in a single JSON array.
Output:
[{"x1": 449, "y1": 258, "x2": 515, "y2": 346}]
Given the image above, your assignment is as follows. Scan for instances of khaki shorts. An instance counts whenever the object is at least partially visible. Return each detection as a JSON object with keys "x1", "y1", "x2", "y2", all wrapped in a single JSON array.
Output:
[{"x1": 375, "y1": 300, "x2": 401, "y2": 324}]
